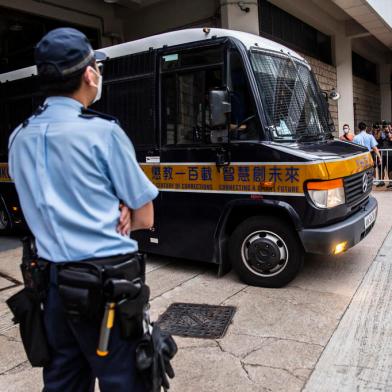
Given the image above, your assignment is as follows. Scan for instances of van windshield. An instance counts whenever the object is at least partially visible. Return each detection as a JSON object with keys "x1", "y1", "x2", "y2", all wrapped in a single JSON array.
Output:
[{"x1": 250, "y1": 51, "x2": 331, "y2": 142}]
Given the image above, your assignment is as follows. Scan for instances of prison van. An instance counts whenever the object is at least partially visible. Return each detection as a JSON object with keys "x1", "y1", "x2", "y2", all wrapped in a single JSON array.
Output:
[{"x1": 0, "y1": 28, "x2": 377, "y2": 287}]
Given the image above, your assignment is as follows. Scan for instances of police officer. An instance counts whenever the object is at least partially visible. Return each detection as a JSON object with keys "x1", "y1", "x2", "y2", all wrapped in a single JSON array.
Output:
[{"x1": 8, "y1": 28, "x2": 158, "y2": 391}]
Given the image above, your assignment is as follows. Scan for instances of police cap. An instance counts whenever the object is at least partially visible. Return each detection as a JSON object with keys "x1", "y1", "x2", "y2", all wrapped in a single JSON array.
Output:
[{"x1": 35, "y1": 27, "x2": 106, "y2": 78}]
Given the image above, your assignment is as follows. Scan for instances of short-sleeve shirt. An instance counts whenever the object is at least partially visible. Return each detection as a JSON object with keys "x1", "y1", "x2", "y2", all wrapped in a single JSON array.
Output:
[
  {"x1": 9, "y1": 96, "x2": 158, "y2": 262},
  {"x1": 353, "y1": 131, "x2": 378, "y2": 151},
  {"x1": 339, "y1": 133, "x2": 354, "y2": 142}
]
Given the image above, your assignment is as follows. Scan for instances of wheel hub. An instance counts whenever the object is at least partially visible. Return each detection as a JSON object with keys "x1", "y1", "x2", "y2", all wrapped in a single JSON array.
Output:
[
  {"x1": 241, "y1": 230, "x2": 289, "y2": 277},
  {"x1": 248, "y1": 237, "x2": 281, "y2": 270}
]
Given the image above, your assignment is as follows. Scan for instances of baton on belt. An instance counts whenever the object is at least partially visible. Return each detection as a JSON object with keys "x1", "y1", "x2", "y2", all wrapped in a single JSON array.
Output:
[{"x1": 97, "y1": 278, "x2": 141, "y2": 357}]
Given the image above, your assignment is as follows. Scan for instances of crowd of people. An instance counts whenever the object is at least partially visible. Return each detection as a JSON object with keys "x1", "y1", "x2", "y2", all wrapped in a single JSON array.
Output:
[{"x1": 339, "y1": 120, "x2": 392, "y2": 188}]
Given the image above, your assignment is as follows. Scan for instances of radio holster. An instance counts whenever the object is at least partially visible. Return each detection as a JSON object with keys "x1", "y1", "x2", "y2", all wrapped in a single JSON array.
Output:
[
  {"x1": 57, "y1": 263, "x2": 103, "y2": 321},
  {"x1": 6, "y1": 237, "x2": 51, "y2": 367},
  {"x1": 57, "y1": 253, "x2": 149, "y2": 340}
]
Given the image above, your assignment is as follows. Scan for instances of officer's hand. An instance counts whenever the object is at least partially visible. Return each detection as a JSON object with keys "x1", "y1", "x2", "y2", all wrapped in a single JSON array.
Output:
[{"x1": 117, "y1": 204, "x2": 131, "y2": 236}]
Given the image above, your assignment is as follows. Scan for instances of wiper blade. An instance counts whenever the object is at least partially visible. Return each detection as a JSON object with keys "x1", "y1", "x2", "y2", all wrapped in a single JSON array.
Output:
[{"x1": 296, "y1": 134, "x2": 324, "y2": 142}]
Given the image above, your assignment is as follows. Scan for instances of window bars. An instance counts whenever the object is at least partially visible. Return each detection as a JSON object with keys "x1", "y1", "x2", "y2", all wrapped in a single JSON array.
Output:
[{"x1": 250, "y1": 51, "x2": 331, "y2": 142}]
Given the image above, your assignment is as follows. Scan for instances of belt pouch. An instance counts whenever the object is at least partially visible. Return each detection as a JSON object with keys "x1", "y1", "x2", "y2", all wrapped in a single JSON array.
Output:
[
  {"x1": 6, "y1": 288, "x2": 51, "y2": 367},
  {"x1": 117, "y1": 284, "x2": 150, "y2": 340},
  {"x1": 57, "y1": 264, "x2": 103, "y2": 321}
]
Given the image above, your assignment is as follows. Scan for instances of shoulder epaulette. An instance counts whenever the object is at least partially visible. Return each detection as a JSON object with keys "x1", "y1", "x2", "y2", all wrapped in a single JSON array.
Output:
[
  {"x1": 22, "y1": 103, "x2": 49, "y2": 129},
  {"x1": 79, "y1": 108, "x2": 120, "y2": 125},
  {"x1": 9, "y1": 103, "x2": 49, "y2": 151}
]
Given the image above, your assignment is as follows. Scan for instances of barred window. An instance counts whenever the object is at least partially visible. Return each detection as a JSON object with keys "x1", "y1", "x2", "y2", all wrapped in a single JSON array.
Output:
[{"x1": 251, "y1": 51, "x2": 330, "y2": 141}]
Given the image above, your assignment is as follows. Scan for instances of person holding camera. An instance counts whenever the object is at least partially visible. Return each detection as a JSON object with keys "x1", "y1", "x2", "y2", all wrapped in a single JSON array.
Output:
[{"x1": 383, "y1": 122, "x2": 392, "y2": 188}]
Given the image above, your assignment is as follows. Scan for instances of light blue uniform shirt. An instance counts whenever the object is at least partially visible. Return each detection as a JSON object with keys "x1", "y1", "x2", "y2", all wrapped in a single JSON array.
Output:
[
  {"x1": 353, "y1": 130, "x2": 378, "y2": 151},
  {"x1": 9, "y1": 96, "x2": 158, "y2": 262}
]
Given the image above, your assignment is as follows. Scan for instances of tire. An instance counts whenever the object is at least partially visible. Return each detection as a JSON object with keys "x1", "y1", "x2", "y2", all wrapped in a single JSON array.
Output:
[{"x1": 229, "y1": 216, "x2": 304, "y2": 288}]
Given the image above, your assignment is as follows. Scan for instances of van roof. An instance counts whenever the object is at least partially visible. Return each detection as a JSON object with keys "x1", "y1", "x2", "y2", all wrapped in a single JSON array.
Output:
[{"x1": 0, "y1": 28, "x2": 306, "y2": 83}]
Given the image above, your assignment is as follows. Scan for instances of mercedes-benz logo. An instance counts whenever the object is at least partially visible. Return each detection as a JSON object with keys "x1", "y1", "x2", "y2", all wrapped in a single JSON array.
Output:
[{"x1": 362, "y1": 173, "x2": 368, "y2": 193}]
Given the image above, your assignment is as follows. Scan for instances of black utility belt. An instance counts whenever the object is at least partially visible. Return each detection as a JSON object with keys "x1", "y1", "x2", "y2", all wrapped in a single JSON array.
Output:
[
  {"x1": 55, "y1": 252, "x2": 150, "y2": 341},
  {"x1": 52, "y1": 252, "x2": 146, "y2": 285}
]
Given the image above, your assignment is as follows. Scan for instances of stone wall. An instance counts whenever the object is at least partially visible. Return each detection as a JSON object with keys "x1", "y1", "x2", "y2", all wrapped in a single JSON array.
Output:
[
  {"x1": 353, "y1": 76, "x2": 381, "y2": 130},
  {"x1": 301, "y1": 53, "x2": 339, "y2": 133}
]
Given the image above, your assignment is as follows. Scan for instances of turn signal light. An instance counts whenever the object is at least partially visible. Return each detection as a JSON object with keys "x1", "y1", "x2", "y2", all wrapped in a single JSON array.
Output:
[{"x1": 307, "y1": 179, "x2": 343, "y2": 190}]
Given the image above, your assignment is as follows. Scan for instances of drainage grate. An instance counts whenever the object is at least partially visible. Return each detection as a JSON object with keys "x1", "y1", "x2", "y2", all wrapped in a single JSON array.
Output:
[{"x1": 157, "y1": 303, "x2": 236, "y2": 339}]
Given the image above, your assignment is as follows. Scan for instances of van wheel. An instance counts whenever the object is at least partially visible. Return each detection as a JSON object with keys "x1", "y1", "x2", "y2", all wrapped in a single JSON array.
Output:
[{"x1": 229, "y1": 216, "x2": 303, "y2": 288}]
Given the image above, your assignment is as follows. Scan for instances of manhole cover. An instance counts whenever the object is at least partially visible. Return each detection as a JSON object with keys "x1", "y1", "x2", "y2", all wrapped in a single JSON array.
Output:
[{"x1": 157, "y1": 303, "x2": 236, "y2": 339}]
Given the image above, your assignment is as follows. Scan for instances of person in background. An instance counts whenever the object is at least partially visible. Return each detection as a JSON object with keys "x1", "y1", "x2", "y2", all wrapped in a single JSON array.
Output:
[
  {"x1": 353, "y1": 122, "x2": 382, "y2": 185},
  {"x1": 373, "y1": 123, "x2": 382, "y2": 143},
  {"x1": 339, "y1": 123, "x2": 354, "y2": 141},
  {"x1": 373, "y1": 123, "x2": 386, "y2": 186},
  {"x1": 383, "y1": 122, "x2": 392, "y2": 189}
]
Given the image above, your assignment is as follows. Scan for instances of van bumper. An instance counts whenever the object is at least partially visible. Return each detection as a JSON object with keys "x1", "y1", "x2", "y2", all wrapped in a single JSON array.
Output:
[{"x1": 299, "y1": 196, "x2": 378, "y2": 255}]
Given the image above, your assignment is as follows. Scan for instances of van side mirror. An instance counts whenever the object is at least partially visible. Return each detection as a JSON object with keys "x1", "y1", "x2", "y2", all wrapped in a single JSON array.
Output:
[{"x1": 209, "y1": 90, "x2": 231, "y2": 128}]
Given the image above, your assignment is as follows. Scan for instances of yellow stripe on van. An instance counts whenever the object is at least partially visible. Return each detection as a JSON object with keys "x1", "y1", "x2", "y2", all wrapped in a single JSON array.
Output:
[
  {"x1": 141, "y1": 162, "x2": 327, "y2": 195},
  {"x1": 324, "y1": 152, "x2": 373, "y2": 178},
  {"x1": 0, "y1": 152, "x2": 373, "y2": 196},
  {"x1": 140, "y1": 152, "x2": 373, "y2": 196}
]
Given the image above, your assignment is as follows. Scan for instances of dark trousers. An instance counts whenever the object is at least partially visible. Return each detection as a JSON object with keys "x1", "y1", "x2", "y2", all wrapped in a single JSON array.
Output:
[{"x1": 43, "y1": 280, "x2": 146, "y2": 392}]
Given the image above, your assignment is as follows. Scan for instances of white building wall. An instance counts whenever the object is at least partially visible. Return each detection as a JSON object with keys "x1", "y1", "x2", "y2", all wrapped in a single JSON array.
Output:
[
  {"x1": 220, "y1": 0, "x2": 259, "y2": 34},
  {"x1": 335, "y1": 35, "x2": 354, "y2": 132}
]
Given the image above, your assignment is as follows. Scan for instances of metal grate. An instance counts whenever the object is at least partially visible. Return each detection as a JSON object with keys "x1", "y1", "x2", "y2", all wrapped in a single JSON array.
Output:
[
  {"x1": 344, "y1": 169, "x2": 373, "y2": 207},
  {"x1": 158, "y1": 303, "x2": 236, "y2": 339},
  {"x1": 92, "y1": 51, "x2": 157, "y2": 147},
  {"x1": 104, "y1": 51, "x2": 155, "y2": 81},
  {"x1": 251, "y1": 52, "x2": 331, "y2": 141},
  {"x1": 105, "y1": 78, "x2": 155, "y2": 146}
]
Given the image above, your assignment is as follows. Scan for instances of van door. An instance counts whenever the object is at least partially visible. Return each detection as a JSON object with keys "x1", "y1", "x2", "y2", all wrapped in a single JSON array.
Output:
[
  {"x1": 156, "y1": 45, "x2": 228, "y2": 262},
  {"x1": 151, "y1": 45, "x2": 262, "y2": 263}
]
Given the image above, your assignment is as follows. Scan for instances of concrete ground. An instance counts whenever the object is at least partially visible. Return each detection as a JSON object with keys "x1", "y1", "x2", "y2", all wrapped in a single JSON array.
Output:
[{"x1": 0, "y1": 191, "x2": 391, "y2": 391}]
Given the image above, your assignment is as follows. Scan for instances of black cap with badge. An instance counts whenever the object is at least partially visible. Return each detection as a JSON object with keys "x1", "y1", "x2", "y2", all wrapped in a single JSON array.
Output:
[{"x1": 35, "y1": 27, "x2": 106, "y2": 79}]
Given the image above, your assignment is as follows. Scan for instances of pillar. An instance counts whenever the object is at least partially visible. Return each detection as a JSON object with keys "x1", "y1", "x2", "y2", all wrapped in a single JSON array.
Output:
[
  {"x1": 335, "y1": 34, "x2": 355, "y2": 134},
  {"x1": 220, "y1": 0, "x2": 259, "y2": 35}
]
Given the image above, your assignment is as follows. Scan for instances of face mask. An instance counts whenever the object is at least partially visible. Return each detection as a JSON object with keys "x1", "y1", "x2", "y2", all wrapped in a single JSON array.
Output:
[
  {"x1": 343, "y1": 128, "x2": 349, "y2": 133},
  {"x1": 89, "y1": 66, "x2": 102, "y2": 104}
]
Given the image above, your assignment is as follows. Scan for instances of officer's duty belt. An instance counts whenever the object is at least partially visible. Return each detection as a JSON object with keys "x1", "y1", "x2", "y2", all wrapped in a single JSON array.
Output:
[{"x1": 47, "y1": 252, "x2": 149, "y2": 341}]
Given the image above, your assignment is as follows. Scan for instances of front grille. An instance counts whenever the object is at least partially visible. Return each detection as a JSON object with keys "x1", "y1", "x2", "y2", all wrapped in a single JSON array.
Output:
[{"x1": 344, "y1": 169, "x2": 373, "y2": 207}]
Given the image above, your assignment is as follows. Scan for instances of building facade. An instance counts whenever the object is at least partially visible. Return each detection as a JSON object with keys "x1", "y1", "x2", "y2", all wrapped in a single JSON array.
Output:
[{"x1": 0, "y1": 0, "x2": 391, "y2": 134}]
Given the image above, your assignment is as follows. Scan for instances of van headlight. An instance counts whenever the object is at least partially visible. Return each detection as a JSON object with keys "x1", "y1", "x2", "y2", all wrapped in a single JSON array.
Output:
[{"x1": 306, "y1": 179, "x2": 345, "y2": 208}]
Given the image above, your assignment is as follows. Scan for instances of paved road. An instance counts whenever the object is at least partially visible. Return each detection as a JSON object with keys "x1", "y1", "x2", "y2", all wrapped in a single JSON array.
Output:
[
  {"x1": 304, "y1": 226, "x2": 392, "y2": 391},
  {"x1": 0, "y1": 191, "x2": 390, "y2": 391}
]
